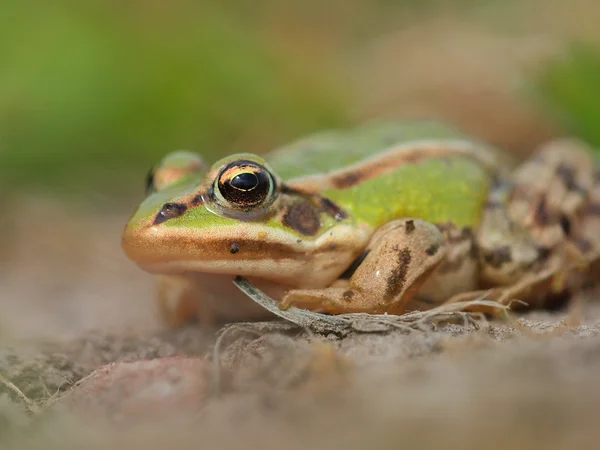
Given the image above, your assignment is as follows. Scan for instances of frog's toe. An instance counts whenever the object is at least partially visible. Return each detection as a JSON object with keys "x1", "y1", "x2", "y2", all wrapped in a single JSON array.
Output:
[
  {"x1": 279, "y1": 290, "x2": 322, "y2": 311},
  {"x1": 280, "y1": 288, "x2": 355, "y2": 314}
]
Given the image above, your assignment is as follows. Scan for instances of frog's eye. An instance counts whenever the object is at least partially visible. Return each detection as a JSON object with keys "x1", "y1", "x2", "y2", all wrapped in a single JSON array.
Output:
[{"x1": 214, "y1": 160, "x2": 276, "y2": 211}]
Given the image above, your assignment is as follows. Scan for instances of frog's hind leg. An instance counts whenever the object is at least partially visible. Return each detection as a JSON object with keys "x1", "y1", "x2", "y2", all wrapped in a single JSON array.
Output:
[{"x1": 449, "y1": 138, "x2": 600, "y2": 311}]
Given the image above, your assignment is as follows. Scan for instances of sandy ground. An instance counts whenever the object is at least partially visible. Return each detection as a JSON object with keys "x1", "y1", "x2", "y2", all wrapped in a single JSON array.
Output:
[{"x1": 1, "y1": 300, "x2": 600, "y2": 449}]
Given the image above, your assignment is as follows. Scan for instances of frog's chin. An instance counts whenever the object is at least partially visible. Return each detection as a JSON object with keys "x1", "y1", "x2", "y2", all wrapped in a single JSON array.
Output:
[{"x1": 134, "y1": 258, "x2": 326, "y2": 288}]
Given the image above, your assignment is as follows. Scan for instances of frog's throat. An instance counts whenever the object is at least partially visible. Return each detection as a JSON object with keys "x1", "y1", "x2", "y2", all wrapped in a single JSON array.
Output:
[{"x1": 122, "y1": 222, "x2": 371, "y2": 288}]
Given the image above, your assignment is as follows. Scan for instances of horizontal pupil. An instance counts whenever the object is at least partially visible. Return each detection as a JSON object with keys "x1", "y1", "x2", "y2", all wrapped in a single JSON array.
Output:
[{"x1": 231, "y1": 172, "x2": 258, "y2": 190}]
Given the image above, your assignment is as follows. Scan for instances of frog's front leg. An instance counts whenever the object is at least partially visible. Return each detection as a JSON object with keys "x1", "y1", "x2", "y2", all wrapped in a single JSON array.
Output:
[
  {"x1": 157, "y1": 275, "x2": 215, "y2": 327},
  {"x1": 279, "y1": 219, "x2": 447, "y2": 314}
]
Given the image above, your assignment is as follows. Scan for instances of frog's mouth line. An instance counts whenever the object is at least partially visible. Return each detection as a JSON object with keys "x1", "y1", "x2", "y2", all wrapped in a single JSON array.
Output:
[{"x1": 122, "y1": 222, "x2": 370, "y2": 286}]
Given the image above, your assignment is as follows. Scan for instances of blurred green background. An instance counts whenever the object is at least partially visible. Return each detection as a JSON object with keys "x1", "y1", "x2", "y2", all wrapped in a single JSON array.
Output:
[{"x1": 1, "y1": 0, "x2": 600, "y2": 203}]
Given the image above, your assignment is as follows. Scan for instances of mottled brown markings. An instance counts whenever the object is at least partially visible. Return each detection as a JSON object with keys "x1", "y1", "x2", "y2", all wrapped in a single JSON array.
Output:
[
  {"x1": 280, "y1": 183, "x2": 348, "y2": 221},
  {"x1": 425, "y1": 243, "x2": 440, "y2": 256},
  {"x1": 460, "y1": 227, "x2": 474, "y2": 239},
  {"x1": 342, "y1": 290, "x2": 355, "y2": 302},
  {"x1": 282, "y1": 201, "x2": 321, "y2": 236},
  {"x1": 575, "y1": 237, "x2": 594, "y2": 254},
  {"x1": 469, "y1": 240, "x2": 478, "y2": 259},
  {"x1": 536, "y1": 246, "x2": 551, "y2": 261},
  {"x1": 559, "y1": 215, "x2": 571, "y2": 236},
  {"x1": 384, "y1": 247, "x2": 411, "y2": 301},
  {"x1": 534, "y1": 197, "x2": 551, "y2": 226},
  {"x1": 405, "y1": 220, "x2": 415, "y2": 234},
  {"x1": 435, "y1": 223, "x2": 473, "y2": 244},
  {"x1": 340, "y1": 250, "x2": 370, "y2": 280},
  {"x1": 229, "y1": 242, "x2": 240, "y2": 254},
  {"x1": 556, "y1": 163, "x2": 586, "y2": 193},
  {"x1": 485, "y1": 199, "x2": 503, "y2": 209},
  {"x1": 483, "y1": 246, "x2": 513, "y2": 268},
  {"x1": 586, "y1": 203, "x2": 600, "y2": 216},
  {"x1": 154, "y1": 203, "x2": 188, "y2": 225}
]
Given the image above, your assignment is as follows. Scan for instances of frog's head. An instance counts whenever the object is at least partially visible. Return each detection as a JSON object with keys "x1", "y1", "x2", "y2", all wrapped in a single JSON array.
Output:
[{"x1": 122, "y1": 151, "x2": 368, "y2": 286}]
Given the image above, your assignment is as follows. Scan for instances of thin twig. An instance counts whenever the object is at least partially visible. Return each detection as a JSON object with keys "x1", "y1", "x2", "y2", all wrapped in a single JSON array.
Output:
[
  {"x1": 233, "y1": 276, "x2": 512, "y2": 335},
  {"x1": 0, "y1": 372, "x2": 41, "y2": 414}
]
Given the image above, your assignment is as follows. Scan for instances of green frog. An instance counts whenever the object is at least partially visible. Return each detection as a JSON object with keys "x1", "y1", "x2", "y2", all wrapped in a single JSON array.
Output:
[{"x1": 122, "y1": 122, "x2": 600, "y2": 326}]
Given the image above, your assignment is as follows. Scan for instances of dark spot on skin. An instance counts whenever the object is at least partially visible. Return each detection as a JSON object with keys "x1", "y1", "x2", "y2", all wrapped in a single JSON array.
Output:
[
  {"x1": 559, "y1": 215, "x2": 571, "y2": 236},
  {"x1": 534, "y1": 197, "x2": 551, "y2": 226},
  {"x1": 586, "y1": 203, "x2": 600, "y2": 216},
  {"x1": 318, "y1": 197, "x2": 348, "y2": 221},
  {"x1": 536, "y1": 246, "x2": 552, "y2": 261},
  {"x1": 282, "y1": 201, "x2": 321, "y2": 236},
  {"x1": 296, "y1": 239, "x2": 302, "y2": 244},
  {"x1": 405, "y1": 220, "x2": 415, "y2": 234},
  {"x1": 280, "y1": 184, "x2": 348, "y2": 221},
  {"x1": 229, "y1": 242, "x2": 240, "y2": 254},
  {"x1": 425, "y1": 243, "x2": 440, "y2": 256},
  {"x1": 340, "y1": 250, "x2": 370, "y2": 279},
  {"x1": 556, "y1": 164, "x2": 586, "y2": 193},
  {"x1": 191, "y1": 194, "x2": 203, "y2": 206},
  {"x1": 486, "y1": 199, "x2": 503, "y2": 209},
  {"x1": 460, "y1": 227, "x2": 473, "y2": 239},
  {"x1": 575, "y1": 237, "x2": 594, "y2": 254},
  {"x1": 154, "y1": 203, "x2": 187, "y2": 225},
  {"x1": 342, "y1": 290, "x2": 355, "y2": 302},
  {"x1": 384, "y1": 248, "x2": 411, "y2": 301},
  {"x1": 483, "y1": 246, "x2": 513, "y2": 268},
  {"x1": 469, "y1": 239, "x2": 479, "y2": 259}
]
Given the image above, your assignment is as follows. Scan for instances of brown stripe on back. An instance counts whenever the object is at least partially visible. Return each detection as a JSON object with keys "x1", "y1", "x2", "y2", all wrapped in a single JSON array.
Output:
[{"x1": 290, "y1": 141, "x2": 499, "y2": 191}]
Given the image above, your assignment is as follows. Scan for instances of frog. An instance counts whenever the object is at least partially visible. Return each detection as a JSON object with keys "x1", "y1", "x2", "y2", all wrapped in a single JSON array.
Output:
[{"x1": 122, "y1": 122, "x2": 600, "y2": 326}]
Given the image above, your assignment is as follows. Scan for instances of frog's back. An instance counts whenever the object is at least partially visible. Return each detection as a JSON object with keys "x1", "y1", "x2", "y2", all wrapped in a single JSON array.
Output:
[
  {"x1": 267, "y1": 121, "x2": 502, "y2": 229},
  {"x1": 265, "y1": 121, "x2": 482, "y2": 181}
]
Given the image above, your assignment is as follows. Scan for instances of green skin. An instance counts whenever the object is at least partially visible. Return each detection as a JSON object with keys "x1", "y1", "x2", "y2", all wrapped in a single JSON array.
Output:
[{"x1": 122, "y1": 122, "x2": 600, "y2": 324}]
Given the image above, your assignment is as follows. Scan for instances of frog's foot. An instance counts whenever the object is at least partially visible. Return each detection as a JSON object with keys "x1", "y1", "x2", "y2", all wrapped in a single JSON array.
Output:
[
  {"x1": 446, "y1": 263, "x2": 559, "y2": 312},
  {"x1": 280, "y1": 287, "x2": 369, "y2": 314},
  {"x1": 280, "y1": 218, "x2": 447, "y2": 315}
]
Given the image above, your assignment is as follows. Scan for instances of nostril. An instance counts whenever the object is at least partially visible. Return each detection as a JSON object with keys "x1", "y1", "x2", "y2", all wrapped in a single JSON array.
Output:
[{"x1": 154, "y1": 202, "x2": 187, "y2": 225}]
